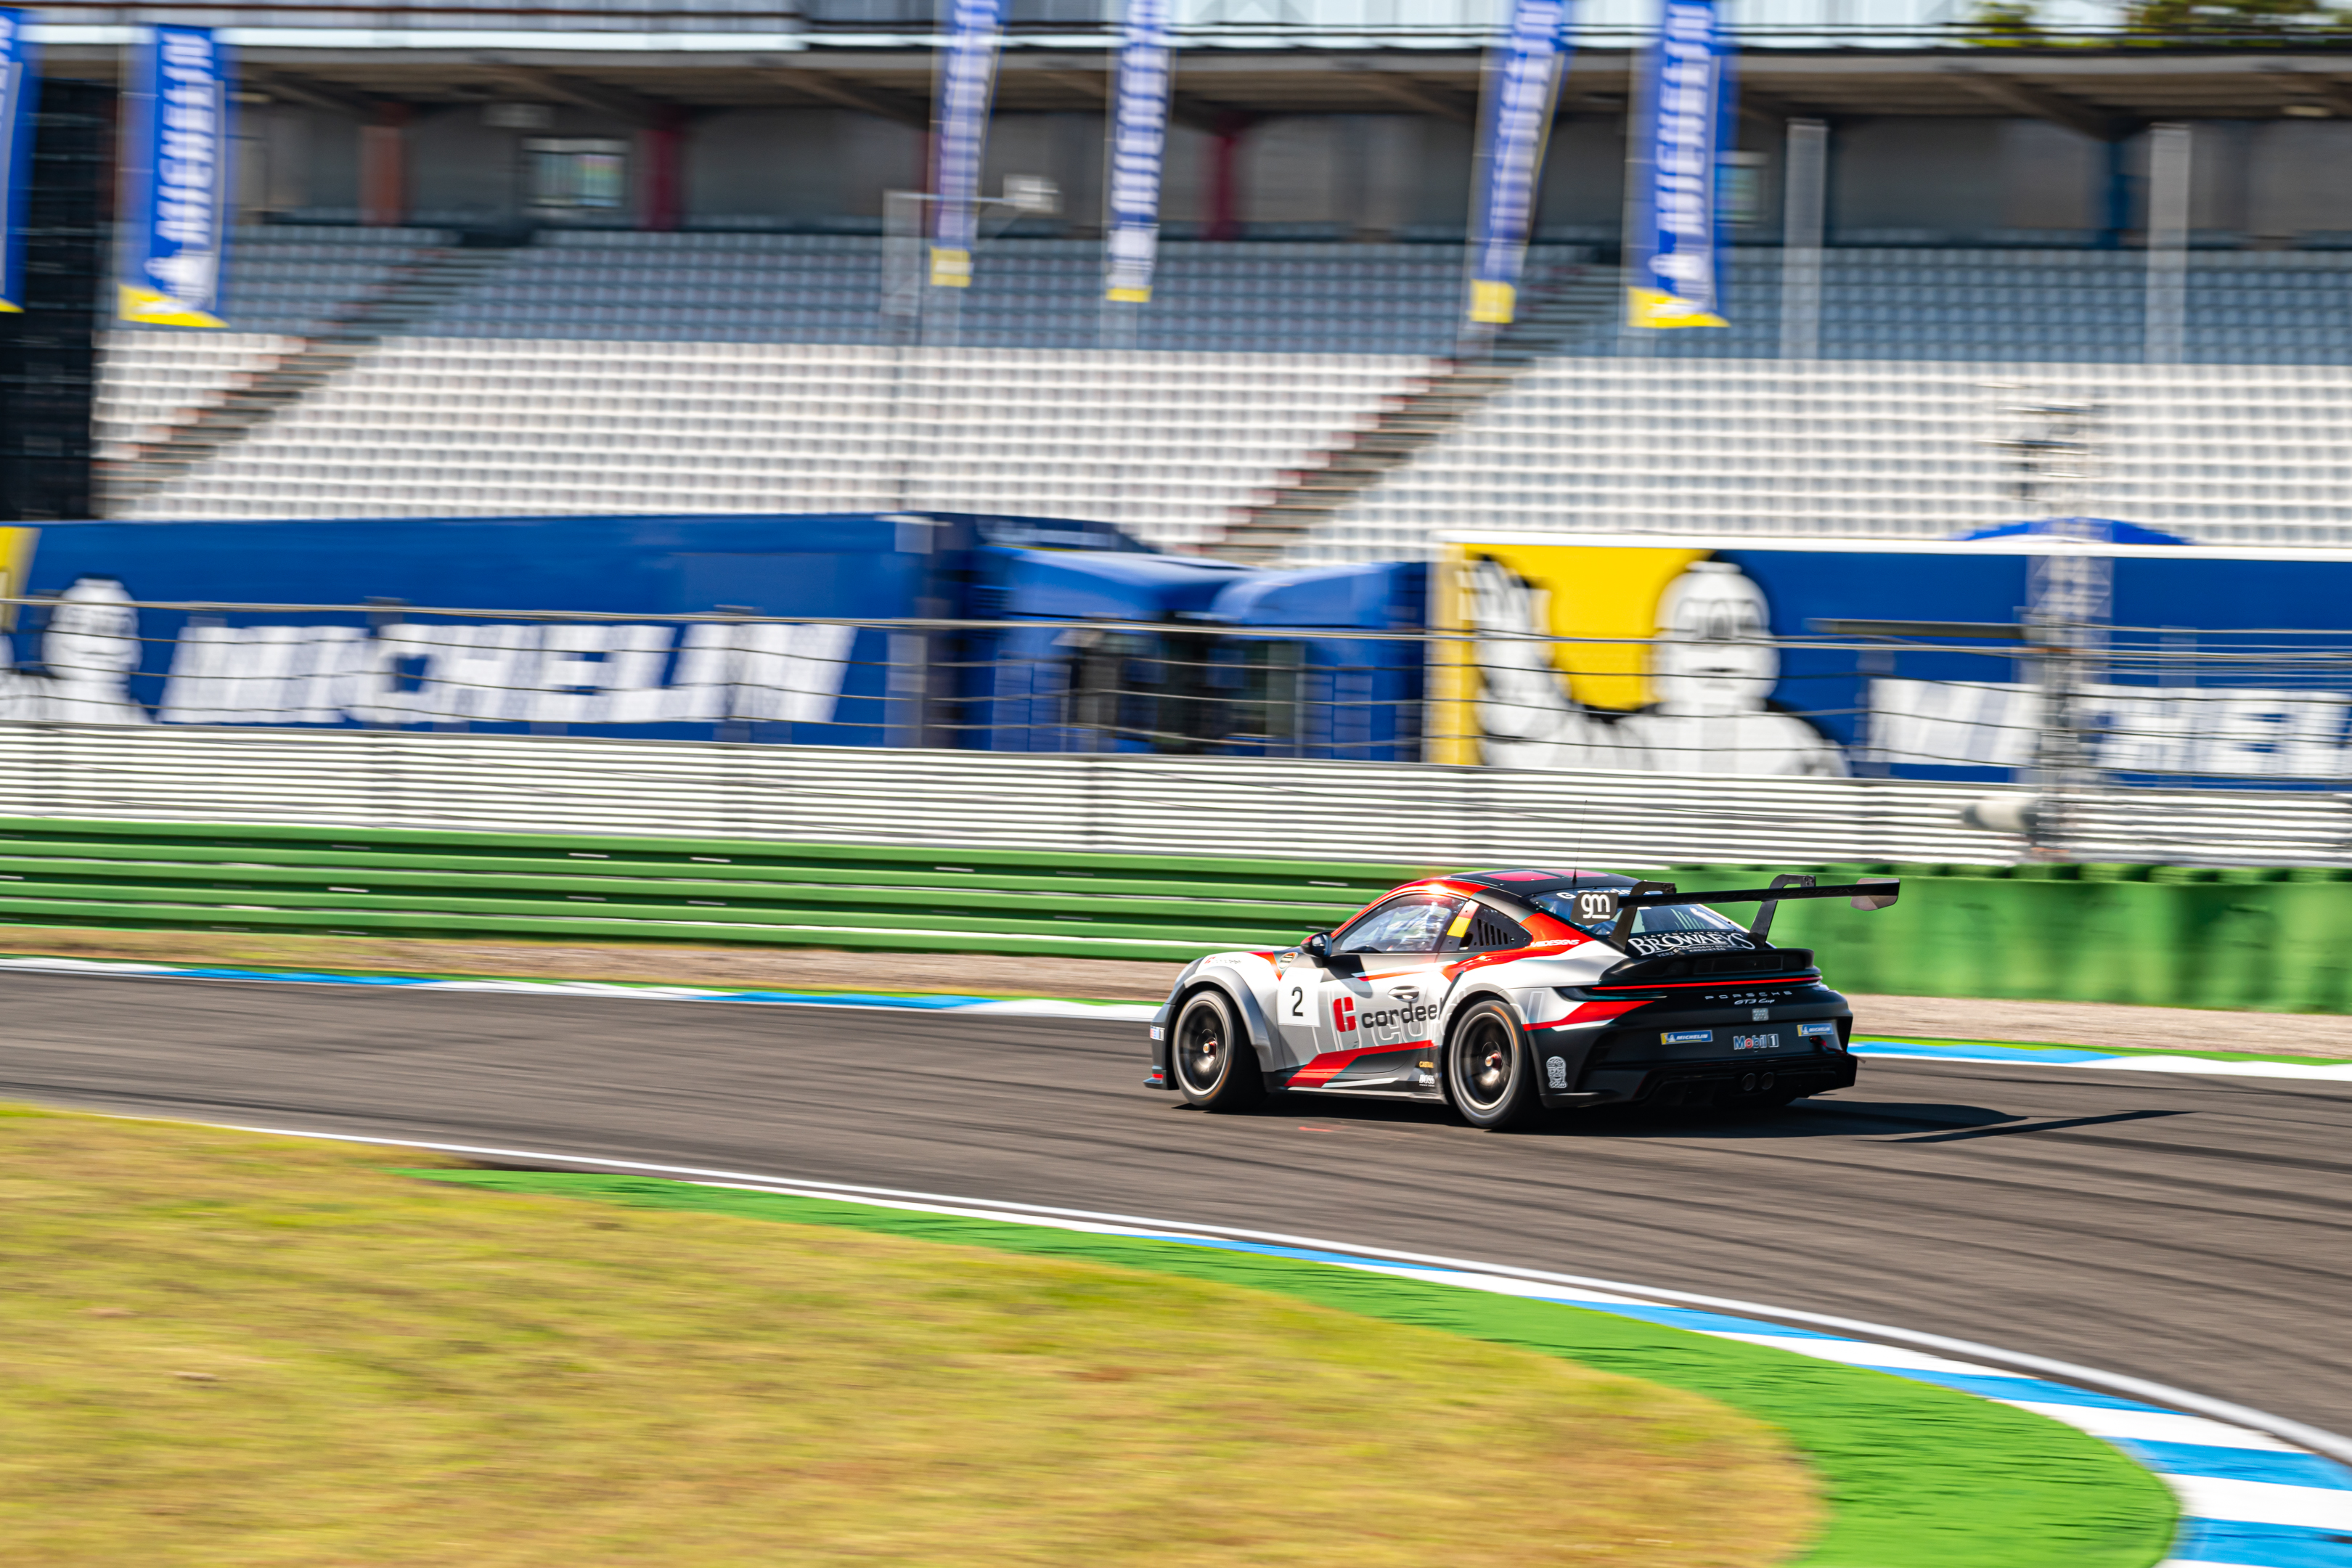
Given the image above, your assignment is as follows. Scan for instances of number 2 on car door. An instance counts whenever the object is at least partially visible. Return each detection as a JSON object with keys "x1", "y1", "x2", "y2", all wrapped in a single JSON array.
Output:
[{"x1": 1276, "y1": 973, "x2": 1320, "y2": 1064}]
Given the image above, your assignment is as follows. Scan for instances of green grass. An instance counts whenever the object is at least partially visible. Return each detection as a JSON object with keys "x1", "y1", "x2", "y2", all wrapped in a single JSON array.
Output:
[
  {"x1": 433, "y1": 1170, "x2": 2181, "y2": 1568},
  {"x1": 0, "y1": 1106, "x2": 1816, "y2": 1568}
]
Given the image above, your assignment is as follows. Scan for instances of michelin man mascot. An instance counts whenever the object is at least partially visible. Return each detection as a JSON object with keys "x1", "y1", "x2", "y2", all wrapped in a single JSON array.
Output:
[
  {"x1": 0, "y1": 577, "x2": 150, "y2": 724},
  {"x1": 1620, "y1": 561, "x2": 1845, "y2": 776},
  {"x1": 1463, "y1": 555, "x2": 1635, "y2": 770}
]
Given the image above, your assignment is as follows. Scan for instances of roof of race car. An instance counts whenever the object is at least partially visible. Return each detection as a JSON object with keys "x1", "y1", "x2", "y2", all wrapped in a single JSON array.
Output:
[{"x1": 1443, "y1": 870, "x2": 1637, "y2": 898}]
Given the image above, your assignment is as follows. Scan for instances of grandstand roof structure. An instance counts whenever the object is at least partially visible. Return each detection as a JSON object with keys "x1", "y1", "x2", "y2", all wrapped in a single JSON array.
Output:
[{"x1": 27, "y1": 9, "x2": 2352, "y2": 136}]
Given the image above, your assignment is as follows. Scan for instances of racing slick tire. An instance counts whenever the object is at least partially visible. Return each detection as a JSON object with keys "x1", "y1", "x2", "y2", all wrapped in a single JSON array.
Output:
[
  {"x1": 1445, "y1": 998, "x2": 1541, "y2": 1130},
  {"x1": 1171, "y1": 988, "x2": 1266, "y2": 1113}
]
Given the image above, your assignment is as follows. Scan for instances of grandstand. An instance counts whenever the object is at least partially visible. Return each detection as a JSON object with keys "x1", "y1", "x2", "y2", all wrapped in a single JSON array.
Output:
[
  {"x1": 60, "y1": 19, "x2": 2352, "y2": 558},
  {"x1": 209, "y1": 227, "x2": 457, "y2": 339},
  {"x1": 1298, "y1": 358, "x2": 2352, "y2": 561},
  {"x1": 426, "y1": 232, "x2": 1482, "y2": 357},
  {"x1": 98, "y1": 225, "x2": 2352, "y2": 555},
  {"x1": 107, "y1": 336, "x2": 1433, "y2": 549}
]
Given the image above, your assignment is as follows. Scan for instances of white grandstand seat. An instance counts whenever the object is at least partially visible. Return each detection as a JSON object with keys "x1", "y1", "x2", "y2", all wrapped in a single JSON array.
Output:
[
  {"x1": 1297, "y1": 356, "x2": 2352, "y2": 562},
  {"x1": 410, "y1": 232, "x2": 1485, "y2": 357},
  {"x1": 94, "y1": 230, "x2": 2352, "y2": 553},
  {"x1": 93, "y1": 333, "x2": 303, "y2": 459},
  {"x1": 110, "y1": 226, "x2": 456, "y2": 341},
  {"x1": 112, "y1": 340, "x2": 1437, "y2": 551}
]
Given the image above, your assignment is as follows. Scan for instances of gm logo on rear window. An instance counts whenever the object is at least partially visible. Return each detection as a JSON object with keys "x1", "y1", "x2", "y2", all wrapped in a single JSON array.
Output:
[{"x1": 1662, "y1": 1029, "x2": 1712, "y2": 1045}]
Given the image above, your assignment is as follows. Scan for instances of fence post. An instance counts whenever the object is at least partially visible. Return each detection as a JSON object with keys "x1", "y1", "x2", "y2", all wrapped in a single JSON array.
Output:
[
  {"x1": 2144, "y1": 123, "x2": 2190, "y2": 367},
  {"x1": 1779, "y1": 118, "x2": 1826, "y2": 364}
]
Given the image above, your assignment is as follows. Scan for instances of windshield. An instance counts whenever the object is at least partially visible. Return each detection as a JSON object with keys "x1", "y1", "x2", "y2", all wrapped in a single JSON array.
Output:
[{"x1": 1533, "y1": 889, "x2": 1756, "y2": 953}]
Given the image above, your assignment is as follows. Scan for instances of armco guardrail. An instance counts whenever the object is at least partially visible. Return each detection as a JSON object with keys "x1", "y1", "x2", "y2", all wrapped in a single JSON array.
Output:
[
  {"x1": 1, "y1": 817, "x2": 2348, "y2": 1012},
  {"x1": 7, "y1": 722, "x2": 2352, "y2": 867},
  {"x1": 1741, "y1": 862, "x2": 2352, "y2": 1016},
  {"x1": 0, "y1": 817, "x2": 1424, "y2": 963}
]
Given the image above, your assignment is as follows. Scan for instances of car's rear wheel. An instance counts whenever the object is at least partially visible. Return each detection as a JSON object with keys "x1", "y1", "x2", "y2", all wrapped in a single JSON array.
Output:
[
  {"x1": 1171, "y1": 988, "x2": 1264, "y2": 1112},
  {"x1": 1446, "y1": 999, "x2": 1540, "y2": 1130}
]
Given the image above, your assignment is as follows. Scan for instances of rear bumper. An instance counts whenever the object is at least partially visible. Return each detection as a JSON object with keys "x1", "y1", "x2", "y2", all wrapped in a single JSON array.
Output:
[
  {"x1": 1146, "y1": 1010, "x2": 1170, "y2": 1090},
  {"x1": 1533, "y1": 994, "x2": 1858, "y2": 1110},
  {"x1": 1569, "y1": 1051, "x2": 1858, "y2": 1109}
]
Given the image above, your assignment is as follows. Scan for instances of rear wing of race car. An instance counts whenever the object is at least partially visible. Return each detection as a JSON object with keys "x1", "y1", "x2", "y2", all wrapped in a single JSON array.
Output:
[{"x1": 1564, "y1": 874, "x2": 1900, "y2": 951}]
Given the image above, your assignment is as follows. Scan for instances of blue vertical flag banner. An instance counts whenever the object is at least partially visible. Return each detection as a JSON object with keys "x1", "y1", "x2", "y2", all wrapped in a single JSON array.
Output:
[
  {"x1": 1627, "y1": 0, "x2": 1731, "y2": 330},
  {"x1": 1103, "y1": 0, "x2": 1172, "y2": 304},
  {"x1": 118, "y1": 25, "x2": 232, "y2": 328},
  {"x1": 1467, "y1": 0, "x2": 1572, "y2": 327},
  {"x1": 931, "y1": 0, "x2": 1004, "y2": 290},
  {"x1": 0, "y1": 12, "x2": 38, "y2": 314}
]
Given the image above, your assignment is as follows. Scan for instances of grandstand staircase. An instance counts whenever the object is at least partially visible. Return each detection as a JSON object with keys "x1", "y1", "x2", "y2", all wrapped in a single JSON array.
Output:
[
  {"x1": 1214, "y1": 264, "x2": 1618, "y2": 564},
  {"x1": 97, "y1": 245, "x2": 513, "y2": 515}
]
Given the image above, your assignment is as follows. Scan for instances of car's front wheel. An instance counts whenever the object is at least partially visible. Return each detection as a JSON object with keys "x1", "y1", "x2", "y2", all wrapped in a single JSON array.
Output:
[
  {"x1": 1171, "y1": 988, "x2": 1265, "y2": 1112},
  {"x1": 1446, "y1": 998, "x2": 1540, "y2": 1130}
]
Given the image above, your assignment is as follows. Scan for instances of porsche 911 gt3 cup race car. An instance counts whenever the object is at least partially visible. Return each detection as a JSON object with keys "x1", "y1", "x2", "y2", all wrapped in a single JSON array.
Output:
[{"x1": 1146, "y1": 869, "x2": 1900, "y2": 1129}]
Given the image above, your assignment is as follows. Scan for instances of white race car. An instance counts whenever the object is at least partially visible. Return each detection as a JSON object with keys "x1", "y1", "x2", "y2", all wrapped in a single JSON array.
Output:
[{"x1": 1146, "y1": 868, "x2": 1898, "y2": 1128}]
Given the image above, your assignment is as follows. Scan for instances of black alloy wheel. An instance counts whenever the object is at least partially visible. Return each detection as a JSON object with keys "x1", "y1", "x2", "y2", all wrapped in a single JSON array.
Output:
[
  {"x1": 1172, "y1": 988, "x2": 1264, "y2": 1112},
  {"x1": 1446, "y1": 998, "x2": 1539, "y2": 1130}
]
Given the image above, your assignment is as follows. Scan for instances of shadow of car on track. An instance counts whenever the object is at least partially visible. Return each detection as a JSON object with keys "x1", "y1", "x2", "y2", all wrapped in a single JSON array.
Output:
[
  {"x1": 1181, "y1": 1095, "x2": 2035, "y2": 1140},
  {"x1": 1553, "y1": 1100, "x2": 2030, "y2": 1140}
]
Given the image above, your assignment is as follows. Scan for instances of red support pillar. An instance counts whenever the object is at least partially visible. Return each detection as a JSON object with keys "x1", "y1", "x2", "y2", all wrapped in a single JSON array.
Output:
[
  {"x1": 1206, "y1": 113, "x2": 1252, "y2": 242},
  {"x1": 644, "y1": 103, "x2": 686, "y2": 232},
  {"x1": 359, "y1": 102, "x2": 409, "y2": 228}
]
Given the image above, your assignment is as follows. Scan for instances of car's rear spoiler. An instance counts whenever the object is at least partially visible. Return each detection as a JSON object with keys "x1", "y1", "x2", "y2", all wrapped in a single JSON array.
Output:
[{"x1": 1589, "y1": 875, "x2": 1900, "y2": 949}]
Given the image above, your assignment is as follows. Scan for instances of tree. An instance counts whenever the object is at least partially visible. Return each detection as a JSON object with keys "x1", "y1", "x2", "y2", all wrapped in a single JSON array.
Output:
[
  {"x1": 2121, "y1": 0, "x2": 2345, "y2": 37},
  {"x1": 1964, "y1": 0, "x2": 2051, "y2": 44}
]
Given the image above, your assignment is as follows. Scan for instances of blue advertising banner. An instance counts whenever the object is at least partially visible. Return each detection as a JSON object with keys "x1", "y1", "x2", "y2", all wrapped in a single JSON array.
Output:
[
  {"x1": 1103, "y1": 0, "x2": 1172, "y2": 305},
  {"x1": 0, "y1": 12, "x2": 37, "y2": 315},
  {"x1": 1626, "y1": 0, "x2": 1729, "y2": 331},
  {"x1": 0, "y1": 513, "x2": 1146, "y2": 746},
  {"x1": 1466, "y1": 0, "x2": 1572, "y2": 327},
  {"x1": 931, "y1": 0, "x2": 1004, "y2": 290},
  {"x1": 118, "y1": 25, "x2": 232, "y2": 328},
  {"x1": 1445, "y1": 534, "x2": 2352, "y2": 787}
]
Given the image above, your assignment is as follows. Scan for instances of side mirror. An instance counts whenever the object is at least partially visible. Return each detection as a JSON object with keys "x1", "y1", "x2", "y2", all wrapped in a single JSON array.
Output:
[
  {"x1": 1299, "y1": 931, "x2": 1331, "y2": 962},
  {"x1": 1849, "y1": 879, "x2": 1900, "y2": 912}
]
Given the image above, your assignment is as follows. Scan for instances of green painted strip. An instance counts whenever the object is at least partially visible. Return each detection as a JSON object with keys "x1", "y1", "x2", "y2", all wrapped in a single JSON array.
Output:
[
  {"x1": 0, "y1": 860, "x2": 1353, "y2": 925},
  {"x1": 0, "y1": 817, "x2": 1431, "y2": 887},
  {"x1": 412, "y1": 1169, "x2": 2176, "y2": 1568},
  {"x1": 0, "y1": 902, "x2": 1237, "y2": 961},
  {"x1": 0, "y1": 951, "x2": 1133, "y2": 1004},
  {"x1": 0, "y1": 881, "x2": 1321, "y2": 936},
  {"x1": 1874, "y1": 1034, "x2": 2349, "y2": 1069},
  {"x1": 0, "y1": 842, "x2": 1382, "y2": 905}
]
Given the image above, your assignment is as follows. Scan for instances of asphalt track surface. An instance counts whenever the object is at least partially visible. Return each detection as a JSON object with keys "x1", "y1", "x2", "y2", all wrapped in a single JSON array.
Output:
[{"x1": 7, "y1": 968, "x2": 2350, "y2": 1434}]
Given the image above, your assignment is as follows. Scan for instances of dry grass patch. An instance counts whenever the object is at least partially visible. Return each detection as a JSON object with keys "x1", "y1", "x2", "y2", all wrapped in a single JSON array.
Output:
[{"x1": 0, "y1": 1106, "x2": 1818, "y2": 1567}]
